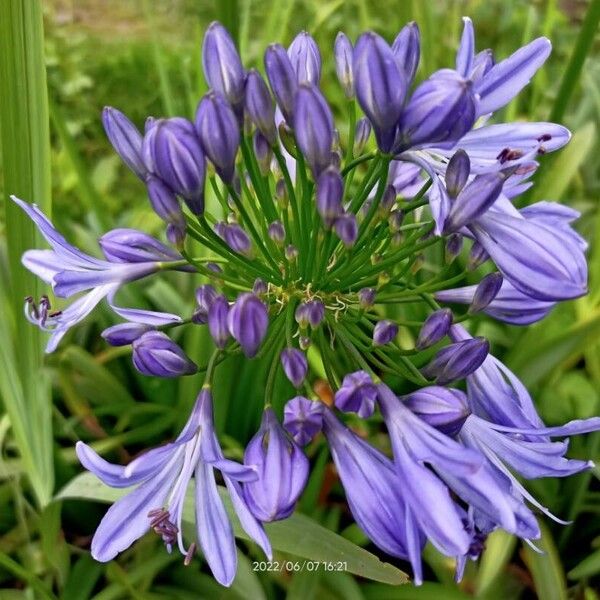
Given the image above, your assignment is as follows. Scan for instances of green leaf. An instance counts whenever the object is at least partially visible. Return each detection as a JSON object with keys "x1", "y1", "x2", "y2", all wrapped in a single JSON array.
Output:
[
  {"x1": 57, "y1": 473, "x2": 409, "y2": 585},
  {"x1": 568, "y1": 546, "x2": 600, "y2": 580},
  {"x1": 475, "y1": 529, "x2": 517, "y2": 596},
  {"x1": 362, "y1": 582, "x2": 471, "y2": 600}
]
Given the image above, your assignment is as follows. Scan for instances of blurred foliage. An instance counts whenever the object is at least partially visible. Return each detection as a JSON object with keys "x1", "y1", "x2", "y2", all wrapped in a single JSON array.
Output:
[{"x1": 0, "y1": 0, "x2": 599, "y2": 598}]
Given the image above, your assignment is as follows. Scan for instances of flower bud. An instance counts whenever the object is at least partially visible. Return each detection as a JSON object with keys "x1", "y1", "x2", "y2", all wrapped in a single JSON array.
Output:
[
  {"x1": 245, "y1": 69, "x2": 277, "y2": 145},
  {"x1": 399, "y1": 70, "x2": 477, "y2": 149},
  {"x1": 192, "y1": 284, "x2": 218, "y2": 324},
  {"x1": 388, "y1": 210, "x2": 404, "y2": 232},
  {"x1": 403, "y1": 386, "x2": 470, "y2": 436},
  {"x1": 469, "y1": 272, "x2": 503, "y2": 314},
  {"x1": 243, "y1": 407, "x2": 309, "y2": 521},
  {"x1": 295, "y1": 300, "x2": 325, "y2": 329},
  {"x1": 378, "y1": 185, "x2": 396, "y2": 217},
  {"x1": 268, "y1": 220, "x2": 285, "y2": 245},
  {"x1": 391, "y1": 22, "x2": 420, "y2": 84},
  {"x1": 353, "y1": 32, "x2": 407, "y2": 152},
  {"x1": 416, "y1": 308, "x2": 453, "y2": 350},
  {"x1": 334, "y1": 32, "x2": 354, "y2": 98},
  {"x1": 334, "y1": 213, "x2": 358, "y2": 247},
  {"x1": 373, "y1": 319, "x2": 398, "y2": 346},
  {"x1": 445, "y1": 149, "x2": 470, "y2": 198},
  {"x1": 166, "y1": 223, "x2": 186, "y2": 247},
  {"x1": 145, "y1": 175, "x2": 186, "y2": 229},
  {"x1": 353, "y1": 117, "x2": 372, "y2": 155},
  {"x1": 208, "y1": 295, "x2": 231, "y2": 348},
  {"x1": 99, "y1": 229, "x2": 181, "y2": 263},
  {"x1": 280, "y1": 348, "x2": 308, "y2": 388},
  {"x1": 299, "y1": 336, "x2": 311, "y2": 350},
  {"x1": 275, "y1": 179, "x2": 288, "y2": 207},
  {"x1": 102, "y1": 323, "x2": 152, "y2": 346},
  {"x1": 468, "y1": 241, "x2": 490, "y2": 270},
  {"x1": 227, "y1": 293, "x2": 268, "y2": 357},
  {"x1": 195, "y1": 92, "x2": 240, "y2": 183},
  {"x1": 283, "y1": 396, "x2": 324, "y2": 445},
  {"x1": 265, "y1": 44, "x2": 298, "y2": 123},
  {"x1": 285, "y1": 244, "x2": 299, "y2": 261},
  {"x1": 223, "y1": 223, "x2": 253, "y2": 257},
  {"x1": 202, "y1": 21, "x2": 246, "y2": 112},
  {"x1": 334, "y1": 370, "x2": 377, "y2": 418},
  {"x1": 421, "y1": 337, "x2": 489, "y2": 385},
  {"x1": 278, "y1": 122, "x2": 298, "y2": 157},
  {"x1": 253, "y1": 278, "x2": 268, "y2": 295},
  {"x1": 316, "y1": 167, "x2": 344, "y2": 228},
  {"x1": 102, "y1": 107, "x2": 146, "y2": 179},
  {"x1": 358, "y1": 287, "x2": 375, "y2": 308},
  {"x1": 288, "y1": 31, "x2": 321, "y2": 85},
  {"x1": 142, "y1": 118, "x2": 205, "y2": 215},
  {"x1": 253, "y1": 130, "x2": 273, "y2": 176},
  {"x1": 132, "y1": 331, "x2": 197, "y2": 377},
  {"x1": 445, "y1": 233, "x2": 463, "y2": 262},
  {"x1": 294, "y1": 85, "x2": 334, "y2": 177}
]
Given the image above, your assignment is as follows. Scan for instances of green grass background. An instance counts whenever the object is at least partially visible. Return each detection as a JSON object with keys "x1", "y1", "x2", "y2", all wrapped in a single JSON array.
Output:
[{"x1": 0, "y1": 0, "x2": 599, "y2": 597}]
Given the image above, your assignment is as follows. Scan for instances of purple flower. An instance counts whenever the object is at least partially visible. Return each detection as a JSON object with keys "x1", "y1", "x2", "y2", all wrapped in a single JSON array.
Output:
[
  {"x1": 469, "y1": 272, "x2": 504, "y2": 313},
  {"x1": 403, "y1": 386, "x2": 470, "y2": 436},
  {"x1": 445, "y1": 233, "x2": 464, "y2": 262},
  {"x1": 293, "y1": 85, "x2": 334, "y2": 177},
  {"x1": 288, "y1": 31, "x2": 321, "y2": 85},
  {"x1": 98, "y1": 229, "x2": 183, "y2": 263},
  {"x1": 253, "y1": 131, "x2": 273, "y2": 175},
  {"x1": 216, "y1": 222, "x2": 253, "y2": 257},
  {"x1": 388, "y1": 160, "x2": 425, "y2": 198},
  {"x1": 192, "y1": 284, "x2": 218, "y2": 324},
  {"x1": 267, "y1": 220, "x2": 285, "y2": 245},
  {"x1": 415, "y1": 308, "x2": 453, "y2": 350},
  {"x1": 391, "y1": 22, "x2": 420, "y2": 84},
  {"x1": 145, "y1": 174, "x2": 186, "y2": 230},
  {"x1": 208, "y1": 295, "x2": 231, "y2": 349},
  {"x1": 132, "y1": 331, "x2": 197, "y2": 377},
  {"x1": 243, "y1": 407, "x2": 309, "y2": 521},
  {"x1": 444, "y1": 149, "x2": 470, "y2": 198},
  {"x1": 227, "y1": 293, "x2": 268, "y2": 357},
  {"x1": 264, "y1": 44, "x2": 298, "y2": 123},
  {"x1": 102, "y1": 322, "x2": 152, "y2": 346},
  {"x1": 316, "y1": 167, "x2": 344, "y2": 227},
  {"x1": 353, "y1": 32, "x2": 406, "y2": 152},
  {"x1": 421, "y1": 337, "x2": 489, "y2": 385},
  {"x1": 283, "y1": 396, "x2": 324, "y2": 445},
  {"x1": 102, "y1": 107, "x2": 146, "y2": 179},
  {"x1": 202, "y1": 21, "x2": 246, "y2": 112},
  {"x1": 334, "y1": 213, "x2": 358, "y2": 247},
  {"x1": 295, "y1": 300, "x2": 325, "y2": 328},
  {"x1": 358, "y1": 287, "x2": 375, "y2": 308},
  {"x1": 373, "y1": 320, "x2": 398, "y2": 346},
  {"x1": 280, "y1": 348, "x2": 308, "y2": 388},
  {"x1": 15, "y1": 198, "x2": 174, "y2": 352},
  {"x1": 195, "y1": 92, "x2": 240, "y2": 183},
  {"x1": 245, "y1": 70, "x2": 277, "y2": 145},
  {"x1": 334, "y1": 32, "x2": 354, "y2": 97},
  {"x1": 76, "y1": 388, "x2": 271, "y2": 586},
  {"x1": 253, "y1": 278, "x2": 267, "y2": 295},
  {"x1": 334, "y1": 370, "x2": 377, "y2": 418}
]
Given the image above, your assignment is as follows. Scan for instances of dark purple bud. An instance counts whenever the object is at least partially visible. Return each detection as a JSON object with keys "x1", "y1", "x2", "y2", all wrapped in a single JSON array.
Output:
[
  {"x1": 399, "y1": 70, "x2": 477, "y2": 149},
  {"x1": 445, "y1": 233, "x2": 464, "y2": 262},
  {"x1": 208, "y1": 295, "x2": 231, "y2": 348},
  {"x1": 99, "y1": 229, "x2": 181, "y2": 263},
  {"x1": 243, "y1": 407, "x2": 309, "y2": 521},
  {"x1": 265, "y1": 44, "x2": 298, "y2": 123},
  {"x1": 353, "y1": 117, "x2": 372, "y2": 155},
  {"x1": 334, "y1": 32, "x2": 354, "y2": 98},
  {"x1": 288, "y1": 31, "x2": 321, "y2": 85},
  {"x1": 334, "y1": 213, "x2": 358, "y2": 247},
  {"x1": 223, "y1": 223, "x2": 253, "y2": 257},
  {"x1": 469, "y1": 272, "x2": 504, "y2": 314},
  {"x1": 245, "y1": 69, "x2": 277, "y2": 145},
  {"x1": 373, "y1": 319, "x2": 398, "y2": 346},
  {"x1": 388, "y1": 210, "x2": 404, "y2": 232},
  {"x1": 283, "y1": 396, "x2": 324, "y2": 445},
  {"x1": 195, "y1": 92, "x2": 240, "y2": 183},
  {"x1": 280, "y1": 348, "x2": 308, "y2": 388},
  {"x1": 132, "y1": 331, "x2": 197, "y2": 377},
  {"x1": 379, "y1": 185, "x2": 396, "y2": 216},
  {"x1": 268, "y1": 220, "x2": 285, "y2": 245},
  {"x1": 295, "y1": 300, "x2": 325, "y2": 328},
  {"x1": 102, "y1": 107, "x2": 146, "y2": 179},
  {"x1": 285, "y1": 244, "x2": 298, "y2": 261},
  {"x1": 358, "y1": 287, "x2": 375, "y2": 308},
  {"x1": 416, "y1": 308, "x2": 453, "y2": 350},
  {"x1": 253, "y1": 130, "x2": 273, "y2": 176},
  {"x1": 192, "y1": 284, "x2": 218, "y2": 324},
  {"x1": 391, "y1": 22, "x2": 420, "y2": 84},
  {"x1": 142, "y1": 118, "x2": 205, "y2": 214},
  {"x1": 102, "y1": 323, "x2": 152, "y2": 346},
  {"x1": 444, "y1": 172, "x2": 505, "y2": 233},
  {"x1": 334, "y1": 370, "x2": 377, "y2": 418},
  {"x1": 468, "y1": 241, "x2": 489, "y2": 270},
  {"x1": 445, "y1": 149, "x2": 470, "y2": 198},
  {"x1": 202, "y1": 21, "x2": 246, "y2": 111},
  {"x1": 294, "y1": 85, "x2": 334, "y2": 177},
  {"x1": 253, "y1": 278, "x2": 267, "y2": 295},
  {"x1": 403, "y1": 386, "x2": 470, "y2": 436},
  {"x1": 166, "y1": 223, "x2": 186, "y2": 247},
  {"x1": 316, "y1": 167, "x2": 344, "y2": 228},
  {"x1": 146, "y1": 174, "x2": 186, "y2": 228},
  {"x1": 227, "y1": 293, "x2": 268, "y2": 357},
  {"x1": 353, "y1": 32, "x2": 407, "y2": 152},
  {"x1": 421, "y1": 337, "x2": 489, "y2": 385}
]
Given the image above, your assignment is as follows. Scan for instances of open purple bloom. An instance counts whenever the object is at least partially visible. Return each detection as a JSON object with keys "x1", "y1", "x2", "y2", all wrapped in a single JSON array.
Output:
[
  {"x1": 76, "y1": 388, "x2": 271, "y2": 586},
  {"x1": 334, "y1": 370, "x2": 377, "y2": 418},
  {"x1": 227, "y1": 293, "x2": 268, "y2": 357},
  {"x1": 288, "y1": 31, "x2": 321, "y2": 85},
  {"x1": 102, "y1": 107, "x2": 147, "y2": 180},
  {"x1": 283, "y1": 396, "x2": 324, "y2": 445},
  {"x1": 132, "y1": 331, "x2": 197, "y2": 377},
  {"x1": 243, "y1": 407, "x2": 309, "y2": 521}
]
